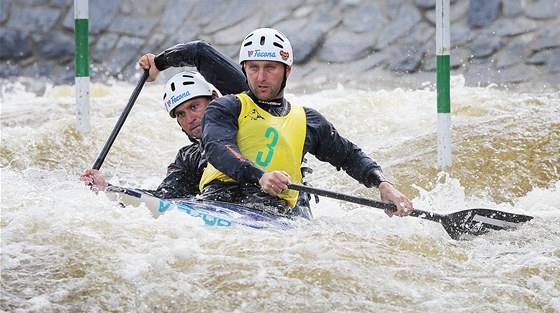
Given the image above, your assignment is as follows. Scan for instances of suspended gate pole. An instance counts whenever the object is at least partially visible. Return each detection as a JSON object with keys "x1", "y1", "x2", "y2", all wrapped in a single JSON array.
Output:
[
  {"x1": 436, "y1": 0, "x2": 452, "y2": 168},
  {"x1": 75, "y1": 0, "x2": 90, "y2": 134}
]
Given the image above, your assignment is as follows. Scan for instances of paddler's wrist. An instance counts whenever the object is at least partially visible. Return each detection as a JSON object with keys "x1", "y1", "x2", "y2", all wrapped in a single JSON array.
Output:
[
  {"x1": 378, "y1": 181, "x2": 394, "y2": 193},
  {"x1": 367, "y1": 169, "x2": 392, "y2": 188},
  {"x1": 153, "y1": 53, "x2": 167, "y2": 71}
]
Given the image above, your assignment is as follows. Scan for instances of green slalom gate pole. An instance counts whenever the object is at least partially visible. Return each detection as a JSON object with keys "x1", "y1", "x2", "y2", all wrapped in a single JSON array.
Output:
[
  {"x1": 75, "y1": 0, "x2": 90, "y2": 134},
  {"x1": 436, "y1": 0, "x2": 452, "y2": 168}
]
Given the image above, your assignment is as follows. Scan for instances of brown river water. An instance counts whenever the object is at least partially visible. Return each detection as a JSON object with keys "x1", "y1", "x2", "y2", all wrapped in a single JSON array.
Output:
[{"x1": 1, "y1": 75, "x2": 559, "y2": 312}]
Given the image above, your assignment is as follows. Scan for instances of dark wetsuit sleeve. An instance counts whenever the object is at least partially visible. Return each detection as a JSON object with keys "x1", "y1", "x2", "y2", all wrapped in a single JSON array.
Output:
[
  {"x1": 201, "y1": 95, "x2": 266, "y2": 185},
  {"x1": 154, "y1": 40, "x2": 248, "y2": 95},
  {"x1": 303, "y1": 107, "x2": 388, "y2": 188},
  {"x1": 142, "y1": 144, "x2": 206, "y2": 199}
]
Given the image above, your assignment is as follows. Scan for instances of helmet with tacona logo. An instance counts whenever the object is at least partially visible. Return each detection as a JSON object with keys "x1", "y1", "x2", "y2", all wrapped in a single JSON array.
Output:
[
  {"x1": 239, "y1": 28, "x2": 293, "y2": 66},
  {"x1": 162, "y1": 71, "x2": 216, "y2": 118}
]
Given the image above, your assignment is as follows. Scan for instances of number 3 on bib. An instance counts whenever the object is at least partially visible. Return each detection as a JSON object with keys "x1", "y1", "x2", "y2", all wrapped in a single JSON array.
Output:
[{"x1": 256, "y1": 127, "x2": 278, "y2": 166}]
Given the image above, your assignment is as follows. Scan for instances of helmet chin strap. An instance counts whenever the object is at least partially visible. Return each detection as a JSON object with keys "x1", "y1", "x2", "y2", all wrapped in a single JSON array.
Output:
[
  {"x1": 279, "y1": 64, "x2": 288, "y2": 93},
  {"x1": 270, "y1": 64, "x2": 288, "y2": 98}
]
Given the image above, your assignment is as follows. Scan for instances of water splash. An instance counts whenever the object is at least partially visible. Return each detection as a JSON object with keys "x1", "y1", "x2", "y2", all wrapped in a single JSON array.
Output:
[{"x1": 1, "y1": 77, "x2": 558, "y2": 312}]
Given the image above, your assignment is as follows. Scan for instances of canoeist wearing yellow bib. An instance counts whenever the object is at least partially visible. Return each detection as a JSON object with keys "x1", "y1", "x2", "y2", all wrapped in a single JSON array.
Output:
[
  {"x1": 200, "y1": 28, "x2": 414, "y2": 218},
  {"x1": 200, "y1": 92, "x2": 306, "y2": 208}
]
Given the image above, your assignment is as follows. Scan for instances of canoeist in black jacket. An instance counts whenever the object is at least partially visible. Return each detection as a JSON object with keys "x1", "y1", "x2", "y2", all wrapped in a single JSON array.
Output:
[
  {"x1": 199, "y1": 28, "x2": 414, "y2": 217},
  {"x1": 81, "y1": 41, "x2": 245, "y2": 197},
  {"x1": 80, "y1": 41, "x2": 313, "y2": 218}
]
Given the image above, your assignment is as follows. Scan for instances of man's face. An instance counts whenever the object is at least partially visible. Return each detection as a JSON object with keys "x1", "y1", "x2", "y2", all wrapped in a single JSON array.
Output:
[
  {"x1": 173, "y1": 97, "x2": 211, "y2": 139},
  {"x1": 244, "y1": 60, "x2": 291, "y2": 101}
]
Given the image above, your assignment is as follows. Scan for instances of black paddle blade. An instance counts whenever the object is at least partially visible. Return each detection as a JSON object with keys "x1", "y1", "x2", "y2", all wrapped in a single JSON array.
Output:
[{"x1": 438, "y1": 208, "x2": 534, "y2": 240}]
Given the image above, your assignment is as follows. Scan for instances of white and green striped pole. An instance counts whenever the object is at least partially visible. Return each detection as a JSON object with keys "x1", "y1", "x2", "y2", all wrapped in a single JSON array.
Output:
[
  {"x1": 75, "y1": 0, "x2": 90, "y2": 134},
  {"x1": 436, "y1": 0, "x2": 451, "y2": 168}
]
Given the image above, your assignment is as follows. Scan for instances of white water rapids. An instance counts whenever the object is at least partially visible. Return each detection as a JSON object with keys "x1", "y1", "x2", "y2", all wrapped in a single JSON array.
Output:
[{"x1": 1, "y1": 74, "x2": 559, "y2": 312}]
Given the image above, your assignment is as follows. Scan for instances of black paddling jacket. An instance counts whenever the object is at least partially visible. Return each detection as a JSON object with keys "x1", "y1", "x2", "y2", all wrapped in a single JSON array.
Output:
[
  {"x1": 201, "y1": 92, "x2": 389, "y2": 189},
  {"x1": 146, "y1": 41, "x2": 247, "y2": 198},
  {"x1": 152, "y1": 142, "x2": 205, "y2": 198}
]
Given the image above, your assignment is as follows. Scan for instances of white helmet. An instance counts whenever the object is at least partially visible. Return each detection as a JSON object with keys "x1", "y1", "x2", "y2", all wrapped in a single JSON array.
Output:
[
  {"x1": 239, "y1": 28, "x2": 293, "y2": 66},
  {"x1": 163, "y1": 71, "x2": 214, "y2": 118}
]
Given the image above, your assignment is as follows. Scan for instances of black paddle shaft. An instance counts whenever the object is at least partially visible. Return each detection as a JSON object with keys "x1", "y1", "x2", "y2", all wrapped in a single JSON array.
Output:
[
  {"x1": 92, "y1": 70, "x2": 149, "y2": 170},
  {"x1": 289, "y1": 183, "x2": 439, "y2": 217},
  {"x1": 289, "y1": 183, "x2": 418, "y2": 213}
]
